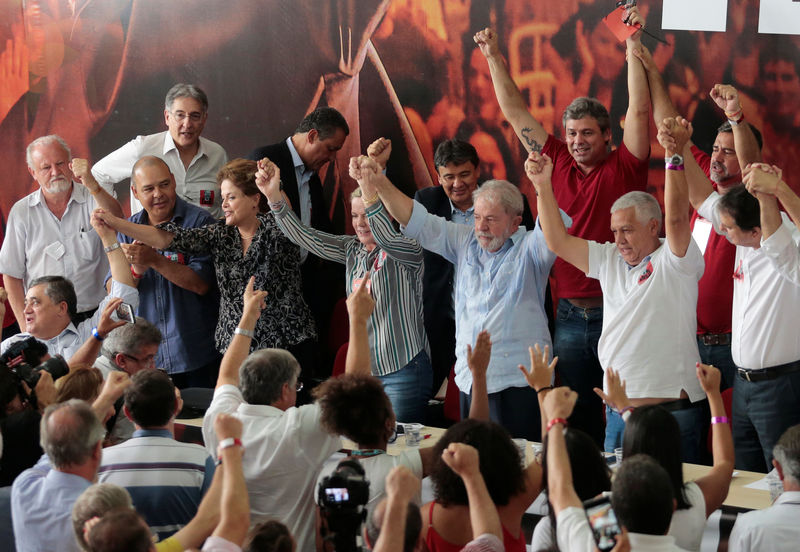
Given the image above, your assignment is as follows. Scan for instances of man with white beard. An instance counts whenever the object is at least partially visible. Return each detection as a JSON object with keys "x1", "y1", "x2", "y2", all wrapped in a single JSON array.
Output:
[{"x1": 0, "y1": 135, "x2": 123, "y2": 330}]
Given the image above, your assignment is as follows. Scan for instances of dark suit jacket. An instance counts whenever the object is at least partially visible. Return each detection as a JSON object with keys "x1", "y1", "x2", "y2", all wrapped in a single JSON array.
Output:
[
  {"x1": 413, "y1": 185, "x2": 535, "y2": 376},
  {"x1": 246, "y1": 140, "x2": 333, "y2": 233}
]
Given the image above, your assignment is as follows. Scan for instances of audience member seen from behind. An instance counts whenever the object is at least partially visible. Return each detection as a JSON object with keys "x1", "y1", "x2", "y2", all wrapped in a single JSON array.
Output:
[
  {"x1": 421, "y1": 418, "x2": 542, "y2": 552},
  {"x1": 728, "y1": 424, "x2": 800, "y2": 552},
  {"x1": 597, "y1": 363, "x2": 734, "y2": 551},
  {"x1": 93, "y1": 159, "x2": 316, "y2": 379}
]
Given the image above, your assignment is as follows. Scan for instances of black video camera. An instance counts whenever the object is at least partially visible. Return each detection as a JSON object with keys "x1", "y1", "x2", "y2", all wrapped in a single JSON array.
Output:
[
  {"x1": 318, "y1": 458, "x2": 370, "y2": 552},
  {"x1": 1, "y1": 337, "x2": 69, "y2": 388}
]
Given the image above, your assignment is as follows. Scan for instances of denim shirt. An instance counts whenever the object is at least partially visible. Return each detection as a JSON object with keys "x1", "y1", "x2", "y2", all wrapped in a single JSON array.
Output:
[
  {"x1": 404, "y1": 200, "x2": 566, "y2": 394},
  {"x1": 112, "y1": 197, "x2": 219, "y2": 374}
]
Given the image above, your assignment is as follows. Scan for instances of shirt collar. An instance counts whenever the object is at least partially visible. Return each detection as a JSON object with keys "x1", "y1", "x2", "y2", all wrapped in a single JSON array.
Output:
[
  {"x1": 448, "y1": 199, "x2": 474, "y2": 217},
  {"x1": 286, "y1": 137, "x2": 308, "y2": 173},
  {"x1": 627, "y1": 532, "x2": 677, "y2": 550},
  {"x1": 163, "y1": 133, "x2": 207, "y2": 160},
  {"x1": 237, "y1": 402, "x2": 285, "y2": 418},
  {"x1": 775, "y1": 490, "x2": 800, "y2": 505},
  {"x1": 47, "y1": 322, "x2": 79, "y2": 345},
  {"x1": 133, "y1": 428, "x2": 173, "y2": 439}
]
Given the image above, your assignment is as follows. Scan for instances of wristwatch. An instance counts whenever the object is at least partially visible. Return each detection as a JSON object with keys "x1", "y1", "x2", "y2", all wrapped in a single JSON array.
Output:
[{"x1": 665, "y1": 153, "x2": 685, "y2": 171}]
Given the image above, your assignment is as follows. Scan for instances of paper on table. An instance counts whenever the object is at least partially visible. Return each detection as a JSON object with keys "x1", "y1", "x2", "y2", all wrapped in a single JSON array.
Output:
[
  {"x1": 662, "y1": 0, "x2": 727, "y2": 32},
  {"x1": 744, "y1": 476, "x2": 772, "y2": 491}
]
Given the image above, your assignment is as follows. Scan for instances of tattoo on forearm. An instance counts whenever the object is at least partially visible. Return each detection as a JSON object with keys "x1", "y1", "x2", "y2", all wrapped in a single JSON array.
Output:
[{"x1": 521, "y1": 128, "x2": 543, "y2": 153}]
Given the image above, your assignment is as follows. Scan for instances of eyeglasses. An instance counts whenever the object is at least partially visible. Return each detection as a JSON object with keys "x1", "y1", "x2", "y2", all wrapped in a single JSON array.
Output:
[
  {"x1": 123, "y1": 353, "x2": 157, "y2": 368},
  {"x1": 170, "y1": 111, "x2": 204, "y2": 123}
]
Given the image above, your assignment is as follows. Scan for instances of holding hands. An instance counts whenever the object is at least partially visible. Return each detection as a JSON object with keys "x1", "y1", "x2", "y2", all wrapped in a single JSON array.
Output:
[
  {"x1": 743, "y1": 163, "x2": 784, "y2": 198},
  {"x1": 523, "y1": 151, "x2": 553, "y2": 194},
  {"x1": 657, "y1": 116, "x2": 693, "y2": 155},
  {"x1": 91, "y1": 208, "x2": 119, "y2": 242},
  {"x1": 367, "y1": 138, "x2": 392, "y2": 170},
  {"x1": 255, "y1": 158, "x2": 282, "y2": 203}
]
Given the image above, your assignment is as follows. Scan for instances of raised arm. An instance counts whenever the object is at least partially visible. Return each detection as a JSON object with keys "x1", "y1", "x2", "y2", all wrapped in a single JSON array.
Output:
[
  {"x1": 519, "y1": 343, "x2": 557, "y2": 438},
  {"x1": 693, "y1": 363, "x2": 734, "y2": 517},
  {"x1": 659, "y1": 117, "x2": 693, "y2": 257},
  {"x1": 344, "y1": 275, "x2": 374, "y2": 376},
  {"x1": 374, "y1": 467, "x2": 422, "y2": 552},
  {"x1": 709, "y1": 84, "x2": 761, "y2": 169},
  {"x1": 473, "y1": 28, "x2": 547, "y2": 153},
  {"x1": 353, "y1": 156, "x2": 414, "y2": 226},
  {"x1": 467, "y1": 331, "x2": 492, "y2": 421},
  {"x1": 257, "y1": 158, "x2": 348, "y2": 264},
  {"x1": 746, "y1": 167, "x2": 783, "y2": 240},
  {"x1": 210, "y1": 413, "x2": 249, "y2": 546},
  {"x1": 633, "y1": 44, "x2": 679, "y2": 130},
  {"x1": 525, "y1": 152, "x2": 589, "y2": 273},
  {"x1": 91, "y1": 211, "x2": 135, "y2": 288},
  {"x1": 622, "y1": 7, "x2": 651, "y2": 161},
  {"x1": 216, "y1": 277, "x2": 267, "y2": 388},
  {"x1": 93, "y1": 208, "x2": 175, "y2": 250},
  {"x1": 542, "y1": 386, "x2": 582, "y2": 514},
  {"x1": 442, "y1": 443, "x2": 502, "y2": 542},
  {"x1": 68, "y1": 297, "x2": 127, "y2": 367},
  {"x1": 70, "y1": 159, "x2": 123, "y2": 218},
  {"x1": 658, "y1": 119, "x2": 713, "y2": 211},
  {"x1": 91, "y1": 371, "x2": 131, "y2": 422}
]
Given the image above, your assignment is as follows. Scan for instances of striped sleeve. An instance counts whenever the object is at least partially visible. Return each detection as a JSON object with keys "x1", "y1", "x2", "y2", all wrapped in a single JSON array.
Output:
[
  {"x1": 271, "y1": 202, "x2": 348, "y2": 264},
  {"x1": 365, "y1": 201, "x2": 423, "y2": 267}
]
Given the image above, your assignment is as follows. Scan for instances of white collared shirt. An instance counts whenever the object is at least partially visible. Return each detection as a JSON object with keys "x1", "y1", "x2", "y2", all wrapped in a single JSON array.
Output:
[
  {"x1": 202, "y1": 385, "x2": 340, "y2": 552},
  {"x1": 92, "y1": 131, "x2": 228, "y2": 218},
  {"x1": 698, "y1": 192, "x2": 800, "y2": 369},
  {"x1": 0, "y1": 184, "x2": 109, "y2": 312},
  {"x1": 728, "y1": 491, "x2": 800, "y2": 552},
  {"x1": 588, "y1": 238, "x2": 705, "y2": 401}
]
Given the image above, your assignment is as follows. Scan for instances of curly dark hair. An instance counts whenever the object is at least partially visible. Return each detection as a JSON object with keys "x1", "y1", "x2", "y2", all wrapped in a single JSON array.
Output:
[
  {"x1": 313, "y1": 374, "x2": 394, "y2": 447},
  {"x1": 430, "y1": 419, "x2": 525, "y2": 507}
]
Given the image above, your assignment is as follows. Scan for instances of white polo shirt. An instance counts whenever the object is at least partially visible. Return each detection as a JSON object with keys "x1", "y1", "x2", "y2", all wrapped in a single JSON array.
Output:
[
  {"x1": 0, "y1": 184, "x2": 109, "y2": 312},
  {"x1": 202, "y1": 385, "x2": 340, "y2": 552},
  {"x1": 698, "y1": 192, "x2": 800, "y2": 369},
  {"x1": 92, "y1": 131, "x2": 227, "y2": 218},
  {"x1": 587, "y1": 238, "x2": 705, "y2": 401}
]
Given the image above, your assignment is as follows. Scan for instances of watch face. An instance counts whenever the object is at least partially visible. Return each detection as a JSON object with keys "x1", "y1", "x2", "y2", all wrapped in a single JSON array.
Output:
[{"x1": 668, "y1": 154, "x2": 684, "y2": 165}]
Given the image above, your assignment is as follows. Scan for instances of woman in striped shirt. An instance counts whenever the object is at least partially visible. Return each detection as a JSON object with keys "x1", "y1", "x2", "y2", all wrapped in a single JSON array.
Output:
[{"x1": 256, "y1": 154, "x2": 431, "y2": 423}]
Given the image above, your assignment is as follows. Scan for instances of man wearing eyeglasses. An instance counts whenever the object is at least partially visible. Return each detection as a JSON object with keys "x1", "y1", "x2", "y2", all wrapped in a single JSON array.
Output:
[{"x1": 92, "y1": 84, "x2": 228, "y2": 218}]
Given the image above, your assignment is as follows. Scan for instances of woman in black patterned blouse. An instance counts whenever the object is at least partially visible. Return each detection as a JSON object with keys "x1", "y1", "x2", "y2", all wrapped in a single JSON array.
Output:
[{"x1": 93, "y1": 159, "x2": 316, "y2": 360}]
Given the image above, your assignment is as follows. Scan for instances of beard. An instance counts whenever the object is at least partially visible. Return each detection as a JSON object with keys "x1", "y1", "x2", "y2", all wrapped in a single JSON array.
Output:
[
  {"x1": 475, "y1": 231, "x2": 507, "y2": 252},
  {"x1": 44, "y1": 177, "x2": 71, "y2": 194}
]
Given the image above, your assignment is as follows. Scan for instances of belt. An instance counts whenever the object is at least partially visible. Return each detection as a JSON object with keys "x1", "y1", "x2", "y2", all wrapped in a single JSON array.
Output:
[
  {"x1": 656, "y1": 398, "x2": 696, "y2": 412},
  {"x1": 698, "y1": 333, "x2": 731, "y2": 346},
  {"x1": 737, "y1": 359, "x2": 800, "y2": 382}
]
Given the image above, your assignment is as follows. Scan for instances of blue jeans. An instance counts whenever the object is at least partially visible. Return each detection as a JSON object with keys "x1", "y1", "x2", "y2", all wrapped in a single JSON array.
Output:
[
  {"x1": 732, "y1": 370, "x2": 800, "y2": 472},
  {"x1": 554, "y1": 300, "x2": 605, "y2": 447},
  {"x1": 696, "y1": 337, "x2": 737, "y2": 392},
  {"x1": 379, "y1": 350, "x2": 433, "y2": 424},
  {"x1": 459, "y1": 385, "x2": 542, "y2": 441},
  {"x1": 605, "y1": 401, "x2": 707, "y2": 464}
]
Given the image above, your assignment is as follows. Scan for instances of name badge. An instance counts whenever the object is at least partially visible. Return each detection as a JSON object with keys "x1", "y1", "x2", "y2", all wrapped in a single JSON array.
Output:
[
  {"x1": 199, "y1": 190, "x2": 215, "y2": 206},
  {"x1": 161, "y1": 251, "x2": 187, "y2": 265}
]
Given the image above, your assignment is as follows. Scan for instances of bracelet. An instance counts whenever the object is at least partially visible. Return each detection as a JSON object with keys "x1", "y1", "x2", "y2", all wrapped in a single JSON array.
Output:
[
  {"x1": 234, "y1": 327, "x2": 254, "y2": 338},
  {"x1": 268, "y1": 198, "x2": 286, "y2": 211},
  {"x1": 361, "y1": 192, "x2": 380, "y2": 205},
  {"x1": 103, "y1": 242, "x2": 121, "y2": 253},
  {"x1": 724, "y1": 107, "x2": 743, "y2": 119},
  {"x1": 91, "y1": 327, "x2": 104, "y2": 342},
  {"x1": 728, "y1": 111, "x2": 745, "y2": 126},
  {"x1": 665, "y1": 162, "x2": 685, "y2": 171},
  {"x1": 619, "y1": 405, "x2": 635, "y2": 416},
  {"x1": 216, "y1": 437, "x2": 244, "y2": 465},
  {"x1": 711, "y1": 416, "x2": 730, "y2": 425},
  {"x1": 546, "y1": 417, "x2": 568, "y2": 433},
  {"x1": 535, "y1": 385, "x2": 554, "y2": 395},
  {"x1": 130, "y1": 266, "x2": 144, "y2": 279}
]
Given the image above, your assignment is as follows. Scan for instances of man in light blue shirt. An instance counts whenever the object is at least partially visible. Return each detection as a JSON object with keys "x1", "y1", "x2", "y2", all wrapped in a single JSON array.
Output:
[
  {"x1": 11, "y1": 399, "x2": 106, "y2": 552},
  {"x1": 355, "y1": 155, "x2": 565, "y2": 440}
]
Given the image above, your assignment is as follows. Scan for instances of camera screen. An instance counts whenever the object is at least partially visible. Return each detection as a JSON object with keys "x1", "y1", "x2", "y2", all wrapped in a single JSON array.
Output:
[
  {"x1": 324, "y1": 488, "x2": 350, "y2": 503},
  {"x1": 585, "y1": 499, "x2": 621, "y2": 551}
]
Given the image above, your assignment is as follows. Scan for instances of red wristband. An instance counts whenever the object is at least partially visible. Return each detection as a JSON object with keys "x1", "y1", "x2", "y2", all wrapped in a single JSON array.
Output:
[
  {"x1": 546, "y1": 418, "x2": 568, "y2": 433},
  {"x1": 130, "y1": 265, "x2": 144, "y2": 279}
]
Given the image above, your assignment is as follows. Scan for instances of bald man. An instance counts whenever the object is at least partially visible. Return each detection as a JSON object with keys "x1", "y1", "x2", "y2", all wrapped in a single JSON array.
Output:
[{"x1": 111, "y1": 156, "x2": 220, "y2": 388}]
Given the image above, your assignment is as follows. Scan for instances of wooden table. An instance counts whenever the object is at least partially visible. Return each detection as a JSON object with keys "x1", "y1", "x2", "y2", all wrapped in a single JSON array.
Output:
[{"x1": 683, "y1": 463, "x2": 772, "y2": 511}]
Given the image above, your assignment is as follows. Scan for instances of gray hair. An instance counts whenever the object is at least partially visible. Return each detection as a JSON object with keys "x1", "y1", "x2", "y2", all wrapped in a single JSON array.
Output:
[
  {"x1": 164, "y1": 83, "x2": 209, "y2": 112},
  {"x1": 562, "y1": 97, "x2": 611, "y2": 135},
  {"x1": 40, "y1": 399, "x2": 105, "y2": 469},
  {"x1": 26, "y1": 134, "x2": 72, "y2": 170},
  {"x1": 239, "y1": 349, "x2": 300, "y2": 406},
  {"x1": 101, "y1": 317, "x2": 162, "y2": 360},
  {"x1": 72, "y1": 484, "x2": 133, "y2": 551},
  {"x1": 774, "y1": 425, "x2": 800, "y2": 485},
  {"x1": 472, "y1": 180, "x2": 523, "y2": 217},
  {"x1": 611, "y1": 191, "x2": 663, "y2": 233},
  {"x1": 29, "y1": 275, "x2": 78, "y2": 320}
]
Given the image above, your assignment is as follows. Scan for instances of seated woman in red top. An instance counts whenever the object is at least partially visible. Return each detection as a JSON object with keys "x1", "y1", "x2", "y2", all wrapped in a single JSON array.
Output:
[{"x1": 422, "y1": 418, "x2": 542, "y2": 552}]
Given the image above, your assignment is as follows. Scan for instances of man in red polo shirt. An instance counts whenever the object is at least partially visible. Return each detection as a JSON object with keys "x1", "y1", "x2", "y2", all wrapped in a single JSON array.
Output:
[{"x1": 473, "y1": 7, "x2": 650, "y2": 445}]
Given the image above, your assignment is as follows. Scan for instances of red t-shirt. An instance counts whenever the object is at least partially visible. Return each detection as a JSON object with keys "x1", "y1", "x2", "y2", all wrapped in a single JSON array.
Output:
[
  {"x1": 543, "y1": 135, "x2": 648, "y2": 298},
  {"x1": 690, "y1": 145, "x2": 735, "y2": 334}
]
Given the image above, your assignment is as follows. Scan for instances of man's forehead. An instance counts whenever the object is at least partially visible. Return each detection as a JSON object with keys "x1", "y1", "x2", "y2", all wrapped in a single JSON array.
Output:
[
  {"x1": 169, "y1": 96, "x2": 205, "y2": 113},
  {"x1": 565, "y1": 117, "x2": 601, "y2": 131},
  {"x1": 26, "y1": 285, "x2": 49, "y2": 301},
  {"x1": 31, "y1": 143, "x2": 69, "y2": 163},
  {"x1": 438, "y1": 160, "x2": 477, "y2": 175},
  {"x1": 133, "y1": 163, "x2": 173, "y2": 188}
]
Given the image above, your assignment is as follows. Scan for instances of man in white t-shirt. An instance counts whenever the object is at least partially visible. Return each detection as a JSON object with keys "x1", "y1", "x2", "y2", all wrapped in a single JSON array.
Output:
[
  {"x1": 202, "y1": 278, "x2": 357, "y2": 552},
  {"x1": 729, "y1": 424, "x2": 800, "y2": 551},
  {"x1": 527, "y1": 117, "x2": 706, "y2": 461}
]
